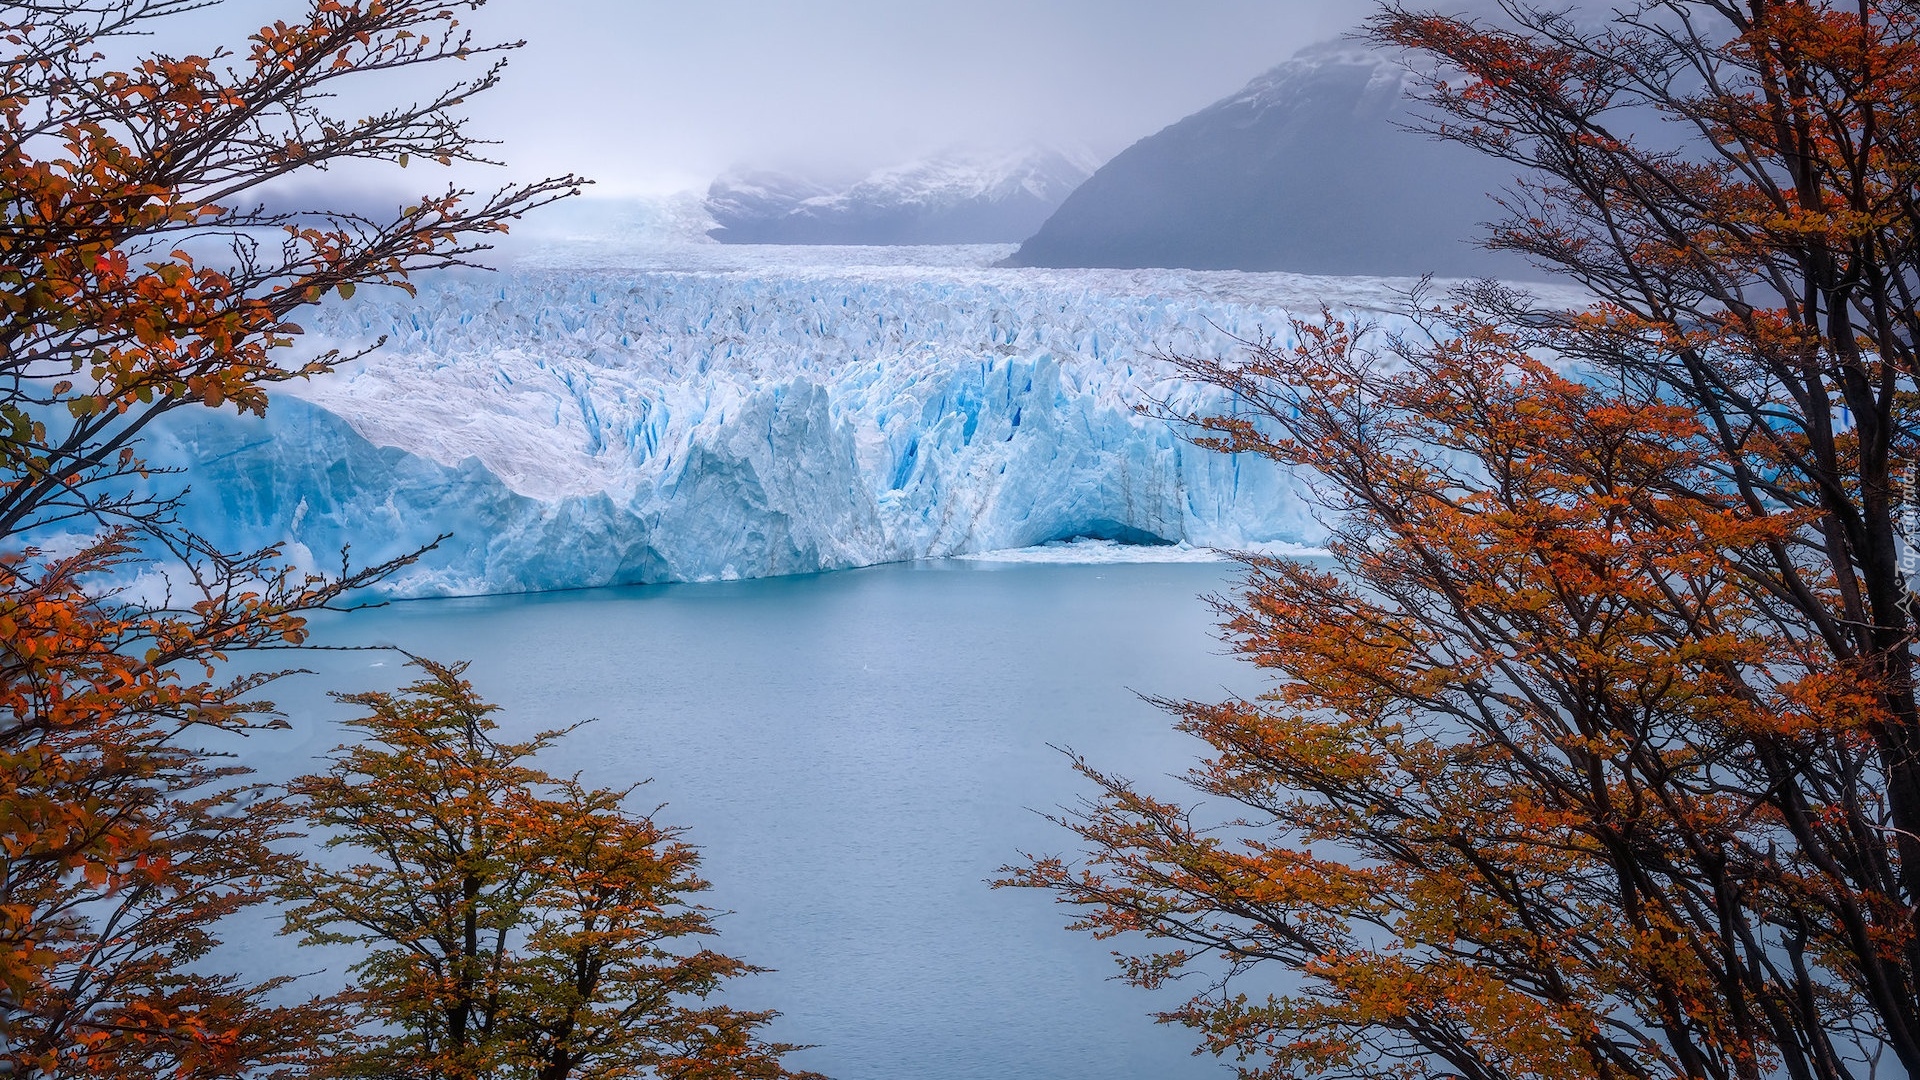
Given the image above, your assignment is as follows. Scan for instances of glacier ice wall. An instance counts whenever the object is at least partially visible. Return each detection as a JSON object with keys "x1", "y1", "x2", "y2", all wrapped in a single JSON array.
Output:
[{"x1": 155, "y1": 248, "x2": 1436, "y2": 597}]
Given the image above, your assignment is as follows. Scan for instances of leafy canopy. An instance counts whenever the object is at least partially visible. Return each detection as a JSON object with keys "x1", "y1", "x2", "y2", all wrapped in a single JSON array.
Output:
[
  {"x1": 280, "y1": 659, "x2": 819, "y2": 1080},
  {"x1": 1009, "y1": 3, "x2": 1920, "y2": 1079},
  {"x1": 0, "y1": 0, "x2": 578, "y2": 1073}
]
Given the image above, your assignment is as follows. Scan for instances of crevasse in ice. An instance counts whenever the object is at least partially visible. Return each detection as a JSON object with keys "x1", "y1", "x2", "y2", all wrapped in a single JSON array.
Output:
[{"x1": 150, "y1": 244, "x2": 1439, "y2": 597}]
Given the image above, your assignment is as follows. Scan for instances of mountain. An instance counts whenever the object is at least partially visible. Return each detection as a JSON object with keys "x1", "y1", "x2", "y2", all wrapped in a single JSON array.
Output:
[
  {"x1": 705, "y1": 147, "x2": 1101, "y2": 246},
  {"x1": 1003, "y1": 41, "x2": 1531, "y2": 279}
]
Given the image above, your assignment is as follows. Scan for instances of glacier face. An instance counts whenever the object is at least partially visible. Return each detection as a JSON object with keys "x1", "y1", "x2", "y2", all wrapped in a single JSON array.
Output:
[{"x1": 155, "y1": 241, "x2": 1463, "y2": 597}]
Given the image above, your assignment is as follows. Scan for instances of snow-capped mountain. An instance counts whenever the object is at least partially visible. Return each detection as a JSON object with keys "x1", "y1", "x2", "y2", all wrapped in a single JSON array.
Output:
[
  {"x1": 705, "y1": 147, "x2": 1101, "y2": 245},
  {"x1": 138, "y1": 241, "x2": 1498, "y2": 598},
  {"x1": 1005, "y1": 41, "x2": 1530, "y2": 278}
]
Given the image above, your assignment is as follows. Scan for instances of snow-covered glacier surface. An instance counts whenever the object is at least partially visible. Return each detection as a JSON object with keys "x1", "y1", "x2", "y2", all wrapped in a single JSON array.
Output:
[{"x1": 155, "y1": 241, "x2": 1454, "y2": 597}]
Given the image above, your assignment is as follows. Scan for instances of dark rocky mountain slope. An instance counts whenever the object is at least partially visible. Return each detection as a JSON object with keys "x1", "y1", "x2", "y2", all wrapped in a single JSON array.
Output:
[{"x1": 1004, "y1": 41, "x2": 1531, "y2": 279}]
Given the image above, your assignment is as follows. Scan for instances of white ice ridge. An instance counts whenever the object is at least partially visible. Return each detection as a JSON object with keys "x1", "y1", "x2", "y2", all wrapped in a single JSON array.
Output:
[
  {"x1": 956, "y1": 539, "x2": 1233, "y2": 565},
  {"x1": 955, "y1": 538, "x2": 1339, "y2": 565},
  {"x1": 151, "y1": 244, "x2": 1451, "y2": 597}
]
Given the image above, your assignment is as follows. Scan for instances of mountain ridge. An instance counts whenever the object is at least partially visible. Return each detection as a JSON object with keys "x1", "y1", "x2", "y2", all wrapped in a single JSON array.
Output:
[
  {"x1": 1004, "y1": 40, "x2": 1531, "y2": 279},
  {"x1": 706, "y1": 146, "x2": 1101, "y2": 246}
]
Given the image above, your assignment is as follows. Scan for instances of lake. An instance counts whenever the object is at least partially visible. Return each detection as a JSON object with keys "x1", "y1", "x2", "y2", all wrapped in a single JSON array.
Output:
[{"x1": 218, "y1": 554, "x2": 1268, "y2": 1080}]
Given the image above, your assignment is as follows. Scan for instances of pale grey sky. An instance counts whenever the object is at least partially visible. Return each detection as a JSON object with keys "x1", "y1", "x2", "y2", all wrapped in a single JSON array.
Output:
[{"x1": 174, "y1": 1, "x2": 1369, "y2": 195}]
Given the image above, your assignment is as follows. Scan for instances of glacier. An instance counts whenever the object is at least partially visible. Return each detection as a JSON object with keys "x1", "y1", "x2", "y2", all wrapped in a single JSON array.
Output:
[{"x1": 150, "y1": 235, "x2": 1512, "y2": 598}]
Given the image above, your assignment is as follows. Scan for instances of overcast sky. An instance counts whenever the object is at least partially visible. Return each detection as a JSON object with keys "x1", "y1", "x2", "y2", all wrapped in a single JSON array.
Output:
[{"x1": 184, "y1": 1, "x2": 1366, "y2": 195}]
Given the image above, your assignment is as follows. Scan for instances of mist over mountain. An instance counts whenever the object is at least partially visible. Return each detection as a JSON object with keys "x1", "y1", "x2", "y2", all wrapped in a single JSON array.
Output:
[
  {"x1": 705, "y1": 147, "x2": 1102, "y2": 245},
  {"x1": 1004, "y1": 40, "x2": 1532, "y2": 279}
]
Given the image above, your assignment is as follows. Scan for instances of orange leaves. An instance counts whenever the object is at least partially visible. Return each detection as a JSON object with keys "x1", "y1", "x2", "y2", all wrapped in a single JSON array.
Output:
[
  {"x1": 0, "y1": 0, "x2": 581, "y2": 555},
  {"x1": 1016, "y1": 276, "x2": 1913, "y2": 1077},
  {"x1": 0, "y1": 2, "x2": 577, "y2": 1072},
  {"x1": 279, "y1": 659, "x2": 814, "y2": 1080},
  {"x1": 0, "y1": 534, "x2": 363, "y2": 1077}
]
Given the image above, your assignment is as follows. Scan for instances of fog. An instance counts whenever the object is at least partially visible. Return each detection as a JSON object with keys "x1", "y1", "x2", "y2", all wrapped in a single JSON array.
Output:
[{"x1": 148, "y1": 0, "x2": 1367, "y2": 195}]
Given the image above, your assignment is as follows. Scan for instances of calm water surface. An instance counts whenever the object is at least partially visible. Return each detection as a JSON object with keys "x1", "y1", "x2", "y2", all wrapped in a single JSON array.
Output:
[{"x1": 225, "y1": 558, "x2": 1262, "y2": 1080}]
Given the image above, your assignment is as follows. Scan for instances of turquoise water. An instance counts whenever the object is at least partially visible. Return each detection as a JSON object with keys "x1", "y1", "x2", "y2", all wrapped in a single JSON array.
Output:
[{"x1": 221, "y1": 558, "x2": 1259, "y2": 1080}]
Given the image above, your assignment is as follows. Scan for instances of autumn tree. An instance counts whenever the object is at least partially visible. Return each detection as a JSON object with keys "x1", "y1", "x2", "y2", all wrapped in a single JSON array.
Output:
[
  {"x1": 279, "y1": 659, "x2": 816, "y2": 1080},
  {"x1": 1008, "y1": 3, "x2": 1920, "y2": 1079},
  {"x1": 1010, "y1": 306, "x2": 1893, "y2": 1080},
  {"x1": 0, "y1": 0, "x2": 577, "y2": 1073}
]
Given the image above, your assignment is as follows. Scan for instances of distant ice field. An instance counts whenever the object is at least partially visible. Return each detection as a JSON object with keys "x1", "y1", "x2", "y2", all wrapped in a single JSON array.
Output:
[{"x1": 154, "y1": 236, "x2": 1581, "y2": 597}]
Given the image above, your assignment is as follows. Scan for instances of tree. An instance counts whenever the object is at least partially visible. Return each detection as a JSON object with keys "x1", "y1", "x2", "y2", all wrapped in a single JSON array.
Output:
[
  {"x1": 1010, "y1": 305, "x2": 1888, "y2": 1080},
  {"x1": 279, "y1": 659, "x2": 816, "y2": 1080},
  {"x1": 1006, "y1": 3, "x2": 1920, "y2": 1079},
  {"x1": 0, "y1": 0, "x2": 578, "y2": 1073}
]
